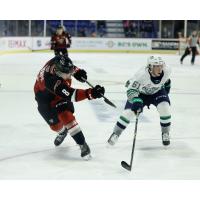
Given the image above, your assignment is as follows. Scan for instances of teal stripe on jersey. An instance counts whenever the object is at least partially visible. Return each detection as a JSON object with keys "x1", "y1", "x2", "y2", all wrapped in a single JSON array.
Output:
[{"x1": 127, "y1": 89, "x2": 138, "y2": 95}]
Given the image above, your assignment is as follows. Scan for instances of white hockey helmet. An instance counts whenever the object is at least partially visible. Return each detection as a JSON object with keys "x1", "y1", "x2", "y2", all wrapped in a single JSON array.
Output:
[{"x1": 147, "y1": 55, "x2": 164, "y2": 70}]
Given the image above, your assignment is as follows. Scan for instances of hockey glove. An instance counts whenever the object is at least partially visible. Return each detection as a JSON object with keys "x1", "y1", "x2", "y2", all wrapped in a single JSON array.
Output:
[
  {"x1": 90, "y1": 85, "x2": 105, "y2": 99},
  {"x1": 164, "y1": 79, "x2": 171, "y2": 94},
  {"x1": 73, "y1": 69, "x2": 87, "y2": 82},
  {"x1": 131, "y1": 97, "x2": 143, "y2": 114}
]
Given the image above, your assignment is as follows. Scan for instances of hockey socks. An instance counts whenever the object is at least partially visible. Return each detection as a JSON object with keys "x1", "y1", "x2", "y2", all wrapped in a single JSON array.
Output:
[{"x1": 71, "y1": 131, "x2": 85, "y2": 145}]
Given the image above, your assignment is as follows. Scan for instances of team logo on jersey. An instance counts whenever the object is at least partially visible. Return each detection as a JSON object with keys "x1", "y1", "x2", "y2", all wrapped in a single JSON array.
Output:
[{"x1": 142, "y1": 85, "x2": 160, "y2": 94}]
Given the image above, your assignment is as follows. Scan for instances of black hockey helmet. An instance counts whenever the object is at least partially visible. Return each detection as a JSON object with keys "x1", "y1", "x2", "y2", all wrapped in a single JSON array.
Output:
[{"x1": 54, "y1": 55, "x2": 75, "y2": 74}]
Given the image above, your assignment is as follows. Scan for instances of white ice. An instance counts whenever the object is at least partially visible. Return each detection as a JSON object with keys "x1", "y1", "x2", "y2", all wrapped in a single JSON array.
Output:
[{"x1": 0, "y1": 52, "x2": 200, "y2": 179}]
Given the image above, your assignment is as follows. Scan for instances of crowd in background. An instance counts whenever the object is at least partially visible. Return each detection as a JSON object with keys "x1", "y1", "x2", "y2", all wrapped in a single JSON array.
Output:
[
  {"x1": 122, "y1": 20, "x2": 157, "y2": 38},
  {"x1": 0, "y1": 20, "x2": 200, "y2": 39}
]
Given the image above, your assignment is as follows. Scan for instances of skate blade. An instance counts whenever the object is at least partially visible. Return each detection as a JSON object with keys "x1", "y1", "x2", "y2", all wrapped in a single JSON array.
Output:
[{"x1": 82, "y1": 154, "x2": 92, "y2": 161}]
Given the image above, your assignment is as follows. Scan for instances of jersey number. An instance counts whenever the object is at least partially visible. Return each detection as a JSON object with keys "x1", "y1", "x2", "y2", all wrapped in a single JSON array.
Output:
[
  {"x1": 132, "y1": 81, "x2": 140, "y2": 89},
  {"x1": 62, "y1": 89, "x2": 70, "y2": 96}
]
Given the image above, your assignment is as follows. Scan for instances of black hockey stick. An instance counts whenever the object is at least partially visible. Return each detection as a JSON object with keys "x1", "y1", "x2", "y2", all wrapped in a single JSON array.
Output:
[
  {"x1": 121, "y1": 112, "x2": 139, "y2": 171},
  {"x1": 82, "y1": 78, "x2": 117, "y2": 108}
]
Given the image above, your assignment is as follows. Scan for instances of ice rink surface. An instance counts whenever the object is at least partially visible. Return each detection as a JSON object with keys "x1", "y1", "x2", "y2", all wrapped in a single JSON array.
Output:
[{"x1": 0, "y1": 52, "x2": 200, "y2": 179}]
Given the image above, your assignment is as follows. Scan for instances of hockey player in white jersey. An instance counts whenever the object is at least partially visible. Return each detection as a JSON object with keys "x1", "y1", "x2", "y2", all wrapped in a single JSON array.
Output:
[{"x1": 108, "y1": 55, "x2": 171, "y2": 146}]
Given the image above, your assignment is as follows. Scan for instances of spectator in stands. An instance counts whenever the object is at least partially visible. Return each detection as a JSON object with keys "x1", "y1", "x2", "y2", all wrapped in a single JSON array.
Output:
[
  {"x1": 123, "y1": 20, "x2": 130, "y2": 37},
  {"x1": 91, "y1": 32, "x2": 97, "y2": 37},
  {"x1": 145, "y1": 21, "x2": 153, "y2": 38},
  {"x1": 51, "y1": 25, "x2": 71, "y2": 56},
  {"x1": 97, "y1": 21, "x2": 106, "y2": 37},
  {"x1": 123, "y1": 20, "x2": 134, "y2": 37},
  {"x1": 162, "y1": 27, "x2": 168, "y2": 38},
  {"x1": 78, "y1": 27, "x2": 86, "y2": 37},
  {"x1": 131, "y1": 21, "x2": 138, "y2": 37},
  {"x1": 140, "y1": 21, "x2": 145, "y2": 38},
  {"x1": 180, "y1": 31, "x2": 199, "y2": 65}
]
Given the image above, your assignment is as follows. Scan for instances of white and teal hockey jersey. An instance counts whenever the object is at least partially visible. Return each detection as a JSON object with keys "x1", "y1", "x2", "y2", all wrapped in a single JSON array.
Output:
[{"x1": 126, "y1": 65, "x2": 171, "y2": 102}]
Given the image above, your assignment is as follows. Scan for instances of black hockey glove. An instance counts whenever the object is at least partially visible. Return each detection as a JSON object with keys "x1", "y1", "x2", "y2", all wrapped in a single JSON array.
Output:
[
  {"x1": 131, "y1": 97, "x2": 143, "y2": 114},
  {"x1": 73, "y1": 69, "x2": 87, "y2": 83},
  {"x1": 164, "y1": 79, "x2": 171, "y2": 94},
  {"x1": 91, "y1": 85, "x2": 105, "y2": 99}
]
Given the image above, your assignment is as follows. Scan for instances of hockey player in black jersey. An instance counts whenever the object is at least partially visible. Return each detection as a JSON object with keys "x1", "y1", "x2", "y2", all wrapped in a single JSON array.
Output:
[{"x1": 34, "y1": 55, "x2": 105, "y2": 159}]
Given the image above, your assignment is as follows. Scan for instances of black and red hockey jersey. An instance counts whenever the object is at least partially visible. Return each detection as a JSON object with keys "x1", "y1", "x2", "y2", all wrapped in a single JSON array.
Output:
[
  {"x1": 51, "y1": 32, "x2": 71, "y2": 50},
  {"x1": 34, "y1": 57, "x2": 92, "y2": 108}
]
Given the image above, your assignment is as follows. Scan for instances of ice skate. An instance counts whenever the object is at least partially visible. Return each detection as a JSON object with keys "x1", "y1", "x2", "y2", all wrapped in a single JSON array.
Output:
[
  {"x1": 80, "y1": 142, "x2": 91, "y2": 160},
  {"x1": 162, "y1": 132, "x2": 170, "y2": 146},
  {"x1": 107, "y1": 132, "x2": 120, "y2": 146},
  {"x1": 54, "y1": 129, "x2": 68, "y2": 146}
]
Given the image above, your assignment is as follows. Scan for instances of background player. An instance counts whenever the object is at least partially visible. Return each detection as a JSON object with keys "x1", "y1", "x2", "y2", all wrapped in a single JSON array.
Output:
[
  {"x1": 180, "y1": 31, "x2": 199, "y2": 65},
  {"x1": 51, "y1": 25, "x2": 71, "y2": 56},
  {"x1": 108, "y1": 55, "x2": 171, "y2": 146},
  {"x1": 34, "y1": 55, "x2": 105, "y2": 159}
]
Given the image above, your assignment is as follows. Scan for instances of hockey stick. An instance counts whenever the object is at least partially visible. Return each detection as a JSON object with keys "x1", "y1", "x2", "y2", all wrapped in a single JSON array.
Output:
[
  {"x1": 121, "y1": 112, "x2": 139, "y2": 171},
  {"x1": 82, "y1": 78, "x2": 117, "y2": 108}
]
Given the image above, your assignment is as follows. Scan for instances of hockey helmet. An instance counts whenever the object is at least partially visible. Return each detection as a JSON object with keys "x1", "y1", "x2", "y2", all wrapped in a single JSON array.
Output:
[
  {"x1": 54, "y1": 55, "x2": 75, "y2": 74},
  {"x1": 57, "y1": 25, "x2": 66, "y2": 31},
  {"x1": 56, "y1": 25, "x2": 66, "y2": 35},
  {"x1": 147, "y1": 55, "x2": 164, "y2": 69}
]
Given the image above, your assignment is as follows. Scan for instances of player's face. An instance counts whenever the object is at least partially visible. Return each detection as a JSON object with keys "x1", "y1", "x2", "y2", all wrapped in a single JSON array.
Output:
[
  {"x1": 151, "y1": 65, "x2": 163, "y2": 77},
  {"x1": 57, "y1": 28, "x2": 63, "y2": 35},
  {"x1": 192, "y1": 31, "x2": 197, "y2": 36},
  {"x1": 60, "y1": 67, "x2": 75, "y2": 80}
]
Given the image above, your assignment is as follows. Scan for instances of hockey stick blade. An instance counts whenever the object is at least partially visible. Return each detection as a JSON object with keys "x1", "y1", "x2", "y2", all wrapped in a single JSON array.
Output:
[{"x1": 121, "y1": 161, "x2": 131, "y2": 171}]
